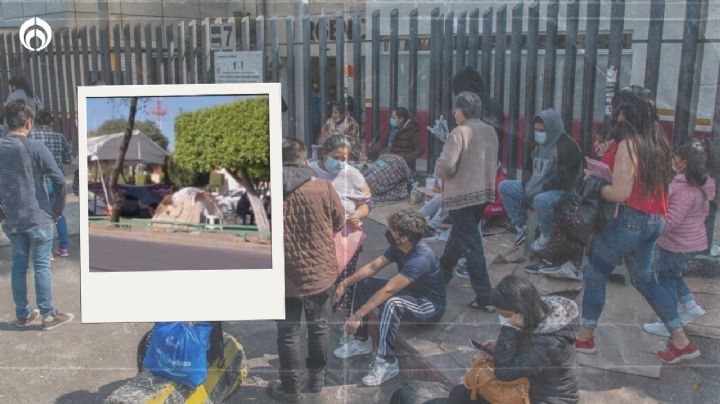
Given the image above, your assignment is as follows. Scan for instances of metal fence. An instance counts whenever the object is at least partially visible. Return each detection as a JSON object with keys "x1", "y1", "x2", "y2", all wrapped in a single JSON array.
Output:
[{"x1": 0, "y1": 1, "x2": 718, "y2": 175}]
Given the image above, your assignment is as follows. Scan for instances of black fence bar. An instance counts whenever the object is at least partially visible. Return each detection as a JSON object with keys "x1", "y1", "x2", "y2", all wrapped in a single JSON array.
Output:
[
  {"x1": 390, "y1": 9, "x2": 399, "y2": 112},
  {"x1": 15, "y1": 34, "x2": 27, "y2": 80},
  {"x1": 256, "y1": 16, "x2": 265, "y2": 75},
  {"x1": 561, "y1": 0, "x2": 579, "y2": 135},
  {"x1": 353, "y1": 11, "x2": 363, "y2": 130},
  {"x1": 525, "y1": 1, "x2": 539, "y2": 161},
  {"x1": 443, "y1": 12, "x2": 454, "y2": 120},
  {"x1": 319, "y1": 14, "x2": 328, "y2": 132},
  {"x1": 31, "y1": 42, "x2": 42, "y2": 105},
  {"x1": 508, "y1": 3, "x2": 523, "y2": 180},
  {"x1": 242, "y1": 17, "x2": 250, "y2": 51},
  {"x1": 155, "y1": 25, "x2": 165, "y2": 85},
  {"x1": 144, "y1": 24, "x2": 154, "y2": 84},
  {"x1": 481, "y1": 8, "x2": 493, "y2": 90},
  {"x1": 371, "y1": 10, "x2": 380, "y2": 144},
  {"x1": 494, "y1": 6, "x2": 507, "y2": 116},
  {"x1": 0, "y1": 34, "x2": 7, "y2": 100},
  {"x1": 427, "y1": 7, "x2": 441, "y2": 173},
  {"x1": 605, "y1": 0, "x2": 625, "y2": 123},
  {"x1": 90, "y1": 26, "x2": 99, "y2": 84},
  {"x1": 468, "y1": 9, "x2": 479, "y2": 69},
  {"x1": 201, "y1": 19, "x2": 210, "y2": 83},
  {"x1": 580, "y1": 0, "x2": 600, "y2": 155},
  {"x1": 302, "y1": 12, "x2": 312, "y2": 147},
  {"x1": 542, "y1": 0, "x2": 559, "y2": 110},
  {"x1": 122, "y1": 24, "x2": 132, "y2": 85},
  {"x1": 176, "y1": 22, "x2": 186, "y2": 84},
  {"x1": 189, "y1": 20, "x2": 198, "y2": 84},
  {"x1": 10, "y1": 34, "x2": 20, "y2": 79},
  {"x1": 673, "y1": 0, "x2": 701, "y2": 146},
  {"x1": 79, "y1": 27, "x2": 90, "y2": 86},
  {"x1": 100, "y1": 27, "x2": 112, "y2": 84},
  {"x1": 336, "y1": 12, "x2": 345, "y2": 106},
  {"x1": 71, "y1": 28, "x2": 82, "y2": 90},
  {"x1": 166, "y1": 25, "x2": 176, "y2": 84},
  {"x1": 39, "y1": 49, "x2": 50, "y2": 114},
  {"x1": 409, "y1": 8, "x2": 419, "y2": 116},
  {"x1": 44, "y1": 48, "x2": 57, "y2": 122},
  {"x1": 62, "y1": 30, "x2": 77, "y2": 141},
  {"x1": 54, "y1": 32, "x2": 68, "y2": 134},
  {"x1": 5, "y1": 34, "x2": 15, "y2": 79},
  {"x1": 645, "y1": 0, "x2": 665, "y2": 98},
  {"x1": 286, "y1": 15, "x2": 296, "y2": 139},
  {"x1": 270, "y1": 16, "x2": 279, "y2": 83},
  {"x1": 457, "y1": 11, "x2": 467, "y2": 71},
  {"x1": 112, "y1": 25, "x2": 122, "y2": 84}
]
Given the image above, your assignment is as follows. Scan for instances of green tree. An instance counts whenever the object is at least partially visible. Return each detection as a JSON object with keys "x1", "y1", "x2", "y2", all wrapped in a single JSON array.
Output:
[
  {"x1": 166, "y1": 155, "x2": 210, "y2": 188},
  {"x1": 90, "y1": 119, "x2": 169, "y2": 150},
  {"x1": 173, "y1": 97, "x2": 270, "y2": 231}
]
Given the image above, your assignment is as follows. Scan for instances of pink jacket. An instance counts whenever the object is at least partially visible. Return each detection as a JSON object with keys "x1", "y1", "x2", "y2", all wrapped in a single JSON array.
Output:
[{"x1": 657, "y1": 175, "x2": 716, "y2": 253}]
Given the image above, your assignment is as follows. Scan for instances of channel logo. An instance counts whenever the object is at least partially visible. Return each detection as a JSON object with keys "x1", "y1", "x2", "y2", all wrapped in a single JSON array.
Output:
[{"x1": 19, "y1": 17, "x2": 52, "y2": 51}]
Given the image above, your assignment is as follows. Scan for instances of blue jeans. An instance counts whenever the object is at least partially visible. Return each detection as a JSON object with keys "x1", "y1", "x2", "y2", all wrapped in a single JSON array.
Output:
[
  {"x1": 655, "y1": 247, "x2": 698, "y2": 310},
  {"x1": 45, "y1": 178, "x2": 69, "y2": 250},
  {"x1": 5, "y1": 223, "x2": 56, "y2": 319},
  {"x1": 581, "y1": 207, "x2": 683, "y2": 332},
  {"x1": 498, "y1": 180, "x2": 566, "y2": 236},
  {"x1": 420, "y1": 195, "x2": 448, "y2": 229},
  {"x1": 440, "y1": 204, "x2": 493, "y2": 303}
]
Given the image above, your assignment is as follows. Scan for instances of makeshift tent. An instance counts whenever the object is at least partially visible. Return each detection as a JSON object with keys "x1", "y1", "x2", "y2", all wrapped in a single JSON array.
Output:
[
  {"x1": 87, "y1": 129, "x2": 168, "y2": 165},
  {"x1": 153, "y1": 187, "x2": 224, "y2": 227}
]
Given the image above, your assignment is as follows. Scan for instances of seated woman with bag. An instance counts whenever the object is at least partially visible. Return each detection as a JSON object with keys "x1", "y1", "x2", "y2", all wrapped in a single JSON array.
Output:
[{"x1": 449, "y1": 276, "x2": 579, "y2": 404}]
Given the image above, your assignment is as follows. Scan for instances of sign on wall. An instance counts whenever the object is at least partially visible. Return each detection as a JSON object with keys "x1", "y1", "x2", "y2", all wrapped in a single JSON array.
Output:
[
  {"x1": 210, "y1": 22, "x2": 236, "y2": 50},
  {"x1": 214, "y1": 51, "x2": 264, "y2": 83}
]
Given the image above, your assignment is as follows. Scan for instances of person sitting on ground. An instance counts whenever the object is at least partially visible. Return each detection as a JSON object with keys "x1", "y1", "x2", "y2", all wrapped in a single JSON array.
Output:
[
  {"x1": 499, "y1": 109, "x2": 583, "y2": 252},
  {"x1": 332, "y1": 209, "x2": 446, "y2": 387},
  {"x1": 449, "y1": 276, "x2": 579, "y2": 404},
  {"x1": 642, "y1": 137, "x2": 715, "y2": 337},
  {"x1": 357, "y1": 153, "x2": 415, "y2": 203},
  {"x1": 368, "y1": 107, "x2": 424, "y2": 171},
  {"x1": 318, "y1": 102, "x2": 363, "y2": 161}
]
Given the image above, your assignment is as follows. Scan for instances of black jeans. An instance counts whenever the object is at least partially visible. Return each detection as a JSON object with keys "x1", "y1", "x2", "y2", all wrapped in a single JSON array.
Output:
[
  {"x1": 276, "y1": 286, "x2": 333, "y2": 393},
  {"x1": 440, "y1": 204, "x2": 493, "y2": 304},
  {"x1": 448, "y1": 384, "x2": 490, "y2": 404}
]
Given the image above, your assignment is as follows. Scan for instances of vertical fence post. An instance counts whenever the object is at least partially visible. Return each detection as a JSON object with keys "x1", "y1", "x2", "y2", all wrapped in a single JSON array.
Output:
[
  {"x1": 542, "y1": 0, "x2": 559, "y2": 110},
  {"x1": 62, "y1": 30, "x2": 77, "y2": 143},
  {"x1": 201, "y1": 18, "x2": 211, "y2": 84},
  {"x1": 0, "y1": 34, "x2": 7, "y2": 101},
  {"x1": 319, "y1": 13, "x2": 328, "y2": 131},
  {"x1": 524, "y1": 1, "x2": 539, "y2": 165},
  {"x1": 123, "y1": 24, "x2": 133, "y2": 84},
  {"x1": 188, "y1": 20, "x2": 198, "y2": 84},
  {"x1": 113, "y1": 24, "x2": 122, "y2": 84},
  {"x1": 286, "y1": 15, "x2": 296, "y2": 139},
  {"x1": 302, "y1": 12, "x2": 312, "y2": 148},
  {"x1": 481, "y1": 8, "x2": 493, "y2": 92},
  {"x1": 457, "y1": 11, "x2": 467, "y2": 71},
  {"x1": 134, "y1": 24, "x2": 144, "y2": 85},
  {"x1": 468, "y1": 9, "x2": 479, "y2": 69},
  {"x1": 32, "y1": 41, "x2": 42, "y2": 105},
  {"x1": 494, "y1": 6, "x2": 507, "y2": 117},
  {"x1": 389, "y1": 8, "x2": 399, "y2": 112},
  {"x1": 241, "y1": 17, "x2": 251, "y2": 51},
  {"x1": 79, "y1": 27, "x2": 90, "y2": 86},
  {"x1": 155, "y1": 25, "x2": 165, "y2": 84},
  {"x1": 336, "y1": 12, "x2": 345, "y2": 106},
  {"x1": 176, "y1": 22, "x2": 186, "y2": 84},
  {"x1": 99, "y1": 26, "x2": 112, "y2": 84},
  {"x1": 605, "y1": 0, "x2": 625, "y2": 123},
  {"x1": 5, "y1": 35, "x2": 15, "y2": 79},
  {"x1": 673, "y1": 0, "x2": 701, "y2": 146},
  {"x1": 270, "y1": 16, "x2": 279, "y2": 83},
  {"x1": 371, "y1": 10, "x2": 380, "y2": 144},
  {"x1": 166, "y1": 24, "x2": 176, "y2": 84},
  {"x1": 644, "y1": 0, "x2": 665, "y2": 98},
  {"x1": 72, "y1": 28, "x2": 82, "y2": 89},
  {"x1": 408, "y1": 8, "x2": 419, "y2": 116},
  {"x1": 89, "y1": 26, "x2": 99, "y2": 84},
  {"x1": 54, "y1": 31, "x2": 68, "y2": 134},
  {"x1": 561, "y1": 0, "x2": 579, "y2": 136},
  {"x1": 144, "y1": 24, "x2": 154, "y2": 84},
  {"x1": 508, "y1": 3, "x2": 523, "y2": 180},
  {"x1": 443, "y1": 12, "x2": 454, "y2": 120},
  {"x1": 39, "y1": 48, "x2": 50, "y2": 110},
  {"x1": 580, "y1": 0, "x2": 600, "y2": 155},
  {"x1": 256, "y1": 15, "x2": 265, "y2": 75},
  {"x1": 46, "y1": 44, "x2": 58, "y2": 125},
  {"x1": 428, "y1": 8, "x2": 441, "y2": 174},
  {"x1": 353, "y1": 11, "x2": 363, "y2": 135}
]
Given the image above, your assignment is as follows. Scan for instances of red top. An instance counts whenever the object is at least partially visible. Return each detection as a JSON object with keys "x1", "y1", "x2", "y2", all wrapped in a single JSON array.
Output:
[{"x1": 603, "y1": 141, "x2": 668, "y2": 216}]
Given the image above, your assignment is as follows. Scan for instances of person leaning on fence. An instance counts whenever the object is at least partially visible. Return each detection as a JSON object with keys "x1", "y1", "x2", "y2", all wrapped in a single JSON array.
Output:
[
  {"x1": 332, "y1": 209, "x2": 446, "y2": 387},
  {"x1": 29, "y1": 110, "x2": 75, "y2": 258},
  {"x1": 318, "y1": 101, "x2": 363, "y2": 161},
  {"x1": 435, "y1": 91, "x2": 498, "y2": 310},
  {"x1": 0, "y1": 100, "x2": 73, "y2": 331},
  {"x1": 499, "y1": 109, "x2": 583, "y2": 252},
  {"x1": 367, "y1": 107, "x2": 424, "y2": 172},
  {"x1": 449, "y1": 276, "x2": 579, "y2": 404},
  {"x1": 575, "y1": 85, "x2": 701, "y2": 364},
  {"x1": 271, "y1": 138, "x2": 345, "y2": 403}
]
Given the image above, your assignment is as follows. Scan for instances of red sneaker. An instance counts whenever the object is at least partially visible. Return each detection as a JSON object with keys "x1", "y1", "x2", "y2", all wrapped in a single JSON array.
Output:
[
  {"x1": 657, "y1": 341, "x2": 701, "y2": 364},
  {"x1": 575, "y1": 337, "x2": 596, "y2": 354}
]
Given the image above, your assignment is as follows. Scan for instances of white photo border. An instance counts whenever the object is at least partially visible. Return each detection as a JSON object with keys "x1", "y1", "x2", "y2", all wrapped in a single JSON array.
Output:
[{"x1": 78, "y1": 83, "x2": 284, "y2": 323}]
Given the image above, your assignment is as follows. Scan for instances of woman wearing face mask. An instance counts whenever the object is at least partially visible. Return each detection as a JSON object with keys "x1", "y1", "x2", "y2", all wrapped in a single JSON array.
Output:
[
  {"x1": 310, "y1": 134, "x2": 372, "y2": 317},
  {"x1": 449, "y1": 275, "x2": 580, "y2": 404},
  {"x1": 318, "y1": 101, "x2": 363, "y2": 161},
  {"x1": 368, "y1": 107, "x2": 424, "y2": 171}
]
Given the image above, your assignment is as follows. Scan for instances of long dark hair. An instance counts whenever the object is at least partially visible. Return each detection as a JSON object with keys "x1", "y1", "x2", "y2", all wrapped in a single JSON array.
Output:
[
  {"x1": 675, "y1": 138, "x2": 713, "y2": 188},
  {"x1": 8, "y1": 77, "x2": 34, "y2": 98},
  {"x1": 611, "y1": 85, "x2": 672, "y2": 198},
  {"x1": 491, "y1": 276, "x2": 550, "y2": 333}
]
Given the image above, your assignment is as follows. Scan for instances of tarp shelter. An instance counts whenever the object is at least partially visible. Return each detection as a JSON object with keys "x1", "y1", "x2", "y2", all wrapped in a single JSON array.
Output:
[
  {"x1": 153, "y1": 187, "x2": 224, "y2": 227},
  {"x1": 87, "y1": 129, "x2": 168, "y2": 165}
]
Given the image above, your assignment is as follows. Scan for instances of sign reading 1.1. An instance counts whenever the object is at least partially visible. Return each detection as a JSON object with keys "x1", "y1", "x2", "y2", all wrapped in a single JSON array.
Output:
[{"x1": 214, "y1": 51, "x2": 264, "y2": 83}]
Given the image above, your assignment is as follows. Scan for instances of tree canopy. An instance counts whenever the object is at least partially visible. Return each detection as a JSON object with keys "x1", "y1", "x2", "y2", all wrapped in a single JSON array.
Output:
[{"x1": 89, "y1": 119, "x2": 169, "y2": 150}]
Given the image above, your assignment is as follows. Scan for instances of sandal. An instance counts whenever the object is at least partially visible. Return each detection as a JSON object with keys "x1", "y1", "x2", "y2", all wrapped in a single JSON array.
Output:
[{"x1": 469, "y1": 300, "x2": 495, "y2": 312}]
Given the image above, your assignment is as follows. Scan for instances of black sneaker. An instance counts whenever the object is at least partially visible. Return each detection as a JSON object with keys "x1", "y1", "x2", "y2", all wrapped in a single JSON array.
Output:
[
  {"x1": 269, "y1": 382, "x2": 302, "y2": 403},
  {"x1": 525, "y1": 259, "x2": 557, "y2": 274},
  {"x1": 307, "y1": 369, "x2": 324, "y2": 393},
  {"x1": 41, "y1": 311, "x2": 74, "y2": 331},
  {"x1": 513, "y1": 225, "x2": 527, "y2": 246}
]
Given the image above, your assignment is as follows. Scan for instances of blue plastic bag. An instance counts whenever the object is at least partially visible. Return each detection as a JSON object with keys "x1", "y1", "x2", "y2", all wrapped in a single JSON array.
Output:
[{"x1": 143, "y1": 322, "x2": 213, "y2": 387}]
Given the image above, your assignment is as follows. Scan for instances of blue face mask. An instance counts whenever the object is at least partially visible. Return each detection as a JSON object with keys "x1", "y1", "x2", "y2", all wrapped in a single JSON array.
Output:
[
  {"x1": 534, "y1": 131, "x2": 547, "y2": 144},
  {"x1": 390, "y1": 118, "x2": 398, "y2": 128},
  {"x1": 325, "y1": 157, "x2": 346, "y2": 174}
]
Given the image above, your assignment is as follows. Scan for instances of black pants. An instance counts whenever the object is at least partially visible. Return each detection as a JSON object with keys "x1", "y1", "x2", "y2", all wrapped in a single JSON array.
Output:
[
  {"x1": 448, "y1": 384, "x2": 490, "y2": 404},
  {"x1": 276, "y1": 287, "x2": 333, "y2": 393}
]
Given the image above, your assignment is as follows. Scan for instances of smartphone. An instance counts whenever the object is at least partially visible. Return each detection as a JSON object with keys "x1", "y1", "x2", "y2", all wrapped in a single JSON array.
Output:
[{"x1": 469, "y1": 338, "x2": 495, "y2": 359}]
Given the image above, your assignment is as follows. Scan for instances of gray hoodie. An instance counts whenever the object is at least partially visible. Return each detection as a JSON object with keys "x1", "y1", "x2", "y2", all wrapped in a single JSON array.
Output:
[{"x1": 523, "y1": 109, "x2": 570, "y2": 198}]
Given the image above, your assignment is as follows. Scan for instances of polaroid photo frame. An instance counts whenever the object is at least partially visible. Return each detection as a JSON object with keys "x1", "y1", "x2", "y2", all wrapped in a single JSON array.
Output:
[{"x1": 78, "y1": 83, "x2": 284, "y2": 323}]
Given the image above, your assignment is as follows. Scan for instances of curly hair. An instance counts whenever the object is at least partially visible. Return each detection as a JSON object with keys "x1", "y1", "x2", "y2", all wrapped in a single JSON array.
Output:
[
  {"x1": 5, "y1": 100, "x2": 34, "y2": 130},
  {"x1": 387, "y1": 209, "x2": 427, "y2": 245}
]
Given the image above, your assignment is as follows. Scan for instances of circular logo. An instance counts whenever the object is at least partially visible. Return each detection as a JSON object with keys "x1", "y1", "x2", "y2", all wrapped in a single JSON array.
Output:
[{"x1": 19, "y1": 17, "x2": 53, "y2": 52}]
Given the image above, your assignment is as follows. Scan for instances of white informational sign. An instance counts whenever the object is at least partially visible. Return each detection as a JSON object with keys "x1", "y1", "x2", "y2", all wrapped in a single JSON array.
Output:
[
  {"x1": 210, "y1": 23, "x2": 236, "y2": 50},
  {"x1": 214, "y1": 51, "x2": 264, "y2": 84}
]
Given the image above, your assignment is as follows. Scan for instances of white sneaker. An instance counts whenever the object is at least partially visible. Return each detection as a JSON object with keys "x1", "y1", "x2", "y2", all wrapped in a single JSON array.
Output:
[
  {"x1": 333, "y1": 336, "x2": 373, "y2": 359},
  {"x1": 642, "y1": 321, "x2": 671, "y2": 337},
  {"x1": 679, "y1": 305, "x2": 706, "y2": 325},
  {"x1": 362, "y1": 356, "x2": 400, "y2": 386},
  {"x1": 531, "y1": 233, "x2": 550, "y2": 252},
  {"x1": 542, "y1": 261, "x2": 582, "y2": 281}
]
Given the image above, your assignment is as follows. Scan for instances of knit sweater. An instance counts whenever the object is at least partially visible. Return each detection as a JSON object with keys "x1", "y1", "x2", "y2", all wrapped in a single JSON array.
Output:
[{"x1": 657, "y1": 175, "x2": 716, "y2": 253}]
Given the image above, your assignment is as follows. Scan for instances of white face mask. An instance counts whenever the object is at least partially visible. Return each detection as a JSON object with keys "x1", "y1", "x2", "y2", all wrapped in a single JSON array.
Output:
[
  {"x1": 498, "y1": 315, "x2": 510, "y2": 327},
  {"x1": 534, "y1": 131, "x2": 547, "y2": 144}
]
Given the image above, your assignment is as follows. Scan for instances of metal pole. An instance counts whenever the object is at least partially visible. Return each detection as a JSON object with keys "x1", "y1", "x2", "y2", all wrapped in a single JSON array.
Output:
[
  {"x1": 390, "y1": 8, "x2": 399, "y2": 112},
  {"x1": 673, "y1": 0, "x2": 701, "y2": 146},
  {"x1": 468, "y1": 8, "x2": 479, "y2": 69},
  {"x1": 286, "y1": 15, "x2": 296, "y2": 139},
  {"x1": 409, "y1": 8, "x2": 419, "y2": 116},
  {"x1": 580, "y1": 0, "x2": 600, "y2": 156},
  {"x1": 371, "y1": 10, "x2": 380, "y2": 144},
  {"x1": 481, "y1": 8, "x2": 493, "y2": 94},
  {"x1": 561, "y1": 0, "x2": 579, "y2": 135},
  {"x1": 524, "y1": 1, "x2": 540, "y2": 176},
  {"x1": 508, "y1": 3, "x2": 522, "y2": 180},
  {"x1": 542, "y1": 0, "x2": 559, "y2": 110},
  {"x1": 644, "y1": 0, "x2": 665, "y2": 98},
  {"x1": 457, "y1": 11, "x2": 467, "y2": 71}
]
